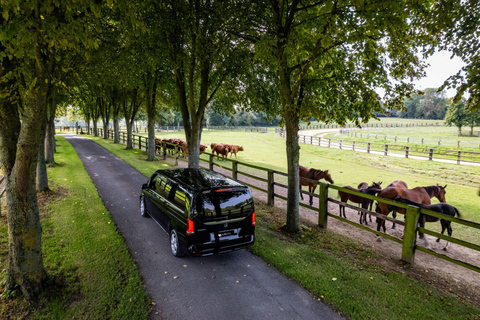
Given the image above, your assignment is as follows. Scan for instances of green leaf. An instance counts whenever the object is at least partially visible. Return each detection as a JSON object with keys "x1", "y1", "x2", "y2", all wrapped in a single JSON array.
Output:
[{"x1": 2, "y1": 11, "x2": 9, "y2": 21}]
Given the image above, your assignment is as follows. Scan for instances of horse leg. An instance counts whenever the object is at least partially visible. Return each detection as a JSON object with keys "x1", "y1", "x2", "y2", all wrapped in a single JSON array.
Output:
[
  {"x1": 417, "y1": 216, "x2": 431, "y2": 249},
  {"x1": 442, "y1": 220, "x2": 452, "y2": 251},
  {"x1": 308, "y1": 186, "x2": 314, "y2": 206},
  {"x1": 299, "y1": 186, "x2": 304, "y2": 201},
  {"x1": 361, "y1": 202, "x2": 368, "y2": 225},
  {"x1": 391, "y1": 210, "x2": 396, "y2": 229}
]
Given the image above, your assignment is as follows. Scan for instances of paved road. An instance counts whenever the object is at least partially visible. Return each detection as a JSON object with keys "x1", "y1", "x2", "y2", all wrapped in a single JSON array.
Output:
[{"x1": 64, "y1": 134, "x2": 343, "y2": 320}]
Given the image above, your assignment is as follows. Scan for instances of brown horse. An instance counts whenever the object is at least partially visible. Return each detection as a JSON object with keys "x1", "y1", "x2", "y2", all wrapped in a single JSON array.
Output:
[
  {"x1": 395, "y1": 197, "x2": 460, "y2": 251},
  {"x1": 387, "y1": 180, "x2": 408, "y2": 227},
  {"x1": 375, "y1": 184, "x2": 447, "y2": 233},
  {"x1": 338, "y1": 182, "x2": 382, "y2": 224},
  {"x1": 299, "y1": 165, "x2": 334, "y2": 206}
]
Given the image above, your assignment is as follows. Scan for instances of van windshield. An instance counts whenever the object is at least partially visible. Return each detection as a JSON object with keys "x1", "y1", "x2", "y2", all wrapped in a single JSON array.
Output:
[{"x1": 195, "y1": 188, "x2": 254, "y2": 222}]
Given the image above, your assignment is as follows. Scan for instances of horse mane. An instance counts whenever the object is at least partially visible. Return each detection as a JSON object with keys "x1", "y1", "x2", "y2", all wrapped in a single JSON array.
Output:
[{"x1": 423, "y1": 186, "x2": 439, "y2": 197}]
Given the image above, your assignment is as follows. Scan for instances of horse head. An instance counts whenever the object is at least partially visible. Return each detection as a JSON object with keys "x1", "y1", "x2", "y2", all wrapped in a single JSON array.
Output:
[
  {"x1": 371, "y1": 181, "x2": 382, "y2": 189},
  {"x1": 321, "y1": 170, "x2": 334, "y2": 184},
  {"x1": 435, "y1": 184, "x2": 447, "y2": 203}
]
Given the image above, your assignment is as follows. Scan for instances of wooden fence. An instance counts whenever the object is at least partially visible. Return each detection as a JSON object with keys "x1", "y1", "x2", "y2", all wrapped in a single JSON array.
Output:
[
  {"x1": 340, "y1": 129, "x2": 480, "y2": 150},
  {"x1": 278, "y1": 130, "x2": 480, "y2": 165},
  {"x1": 89, "y1": 129, "x2": 480, "y2": 273}
]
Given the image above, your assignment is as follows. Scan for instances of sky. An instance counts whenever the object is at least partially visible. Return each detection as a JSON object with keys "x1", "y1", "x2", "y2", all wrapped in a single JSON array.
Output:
[{"x1": 412, "y1": 50, "x2": 465, "y2": 98}]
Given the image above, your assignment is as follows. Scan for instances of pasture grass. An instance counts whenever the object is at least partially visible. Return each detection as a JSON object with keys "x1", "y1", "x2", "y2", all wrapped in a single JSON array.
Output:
[
  {"x1": 0, "y1": 137, "x2": 150, "y2": 319},
  {"x1": 86, "y1": 135, "x2": 480, "y2": 319}
]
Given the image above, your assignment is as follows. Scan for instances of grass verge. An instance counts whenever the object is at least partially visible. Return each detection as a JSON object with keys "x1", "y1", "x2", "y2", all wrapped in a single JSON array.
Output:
[
  {"x1": 0, "y1": 136, "x2": 150, "y2": 319},
  {"x1": 88, "y1": 135, "x2": 480, "y2": 319}
]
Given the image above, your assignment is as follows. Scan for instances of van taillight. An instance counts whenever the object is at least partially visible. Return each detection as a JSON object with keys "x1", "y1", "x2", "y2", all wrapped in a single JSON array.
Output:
[
  {"x1": 187, "y1": 219, "x2": 194, "y2": 235},
  {"x1": 252, "y1": 212, "x2": 255, "y2": 226}
]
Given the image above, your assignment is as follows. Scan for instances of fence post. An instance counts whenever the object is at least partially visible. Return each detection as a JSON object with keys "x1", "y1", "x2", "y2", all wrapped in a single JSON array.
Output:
[
  {"x1": 421, "y1": 138, "x2": 423, "y2": 145},
  {"x1": 209, "y1": 154, "x2": 214, "y2": 171},
  {"x1": 339, "y1": 140, "x2": 342, "y2": 149},
  {"x1": 352, "y1": 141, "x2": 355, "y2": 151},
  {"x1": 318, "y1": 137, "x2": 321, "y2": 146},
  {"x1": 328, "y1": 139, "x2": 331, "y2": 148},
  {"x1": 405, "y1": 146, "x2": 409, "y2": 158},
  {"x1": 267, "y1": 170, "x2": 274, "y2": 206},
  {"x1": 162, "y1": 142, "x2": 166, "y2": 160},
  {"x1": 457, "y1": 151, "x2": 461, "y2": 164},
  {"x1": 384, "y1": 144, "x2": 388, "y2": 156},
  {"x1": 429, "y1": 148, "x2": 433, "y2": 160},
  {"x1": 232, "y1": 161, "x2": 238, "y2": 180},
  {"x1": 401, "y1": 205, "x2": 420, "y2": 265},
  {"x1": 438, "y1": 139, "x2": 441, "y2": 146},
  {"x1": 457, "y1": 141, "x2": 460, "y2": 149},
  {"x1": 367, "y1": 143, "x2": 371, "y2": 153},
  {"x1": 310, "y1": 136, "x2": 313, "y2": 144},
  {"x1": 175, "y1": 145, "x2": 179, "y2": 166},
  {"x1": 318, "y1": 183, "x2": 329, "y2": 229}
]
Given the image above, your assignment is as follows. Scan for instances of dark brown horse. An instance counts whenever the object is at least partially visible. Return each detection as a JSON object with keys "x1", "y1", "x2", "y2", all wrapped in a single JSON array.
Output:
[
  {"x1": 299, "y1": 165, "x2": 334, "y2": 206},
  {"x1": 395, "y1": 197, "x2": 460, "y2": 251},
  {"x1": 375, "y1": 184, "x2": 447, "y2": 233},
  {"x1": 338, "y1": 182, "x2": 382, "y2": 224}
]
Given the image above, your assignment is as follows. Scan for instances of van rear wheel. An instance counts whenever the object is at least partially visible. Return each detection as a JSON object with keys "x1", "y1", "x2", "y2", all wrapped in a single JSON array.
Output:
[
  {"x1": 140, "y1": 196, "x2": 149, "y2": 217},
  {"x1": 170, "y1": 229, "x2": 185, "y2": 257}
]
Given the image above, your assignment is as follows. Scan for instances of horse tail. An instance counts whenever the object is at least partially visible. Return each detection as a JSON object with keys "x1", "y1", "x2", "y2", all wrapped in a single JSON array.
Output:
[{"x1": 454, "y1": 207, "x2": 461, "y2": 218}]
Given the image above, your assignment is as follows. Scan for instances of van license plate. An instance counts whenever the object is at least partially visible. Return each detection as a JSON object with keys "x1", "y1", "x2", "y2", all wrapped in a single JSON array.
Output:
[{"x1": 218, "y1": 231, "x2": 233, "y2": 238}]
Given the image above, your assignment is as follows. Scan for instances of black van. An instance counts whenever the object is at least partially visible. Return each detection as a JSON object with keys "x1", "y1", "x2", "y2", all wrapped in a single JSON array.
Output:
[{"x1": 140, "y1": 168, "x2": 255, "y2": 257}]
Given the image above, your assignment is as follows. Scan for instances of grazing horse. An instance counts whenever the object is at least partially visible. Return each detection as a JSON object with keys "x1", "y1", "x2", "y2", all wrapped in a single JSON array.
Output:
[
  {"x1": 387, "y1": 180, "x2": 408, "y2": 226},
  {"x1": 338, "y1": 182, "x2": 382, "y2": 224},
  {"x1": 299, "y1": 165, "x2": 334, "y2": 206},
  {"x1": 395, "y1": 197, "x2": 460, "y2": 251},
  {"x1": 375, "y1": 184, "x2": 447, "y2": 233}
]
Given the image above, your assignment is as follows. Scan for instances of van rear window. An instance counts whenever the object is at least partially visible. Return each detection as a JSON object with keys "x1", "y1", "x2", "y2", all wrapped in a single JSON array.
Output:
[{"x1": 196, "y1": 188, "x2": 253, "y2": 222}]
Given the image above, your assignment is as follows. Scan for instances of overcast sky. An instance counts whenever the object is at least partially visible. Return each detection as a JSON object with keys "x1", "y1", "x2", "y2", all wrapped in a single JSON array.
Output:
[{"x1": 412, "y1": 50, "x2": 465, "y2": 98}]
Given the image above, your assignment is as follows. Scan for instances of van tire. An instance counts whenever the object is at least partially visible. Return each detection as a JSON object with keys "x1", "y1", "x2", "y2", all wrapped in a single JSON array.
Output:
[
  {"x1": 140, "y1": 196, "x2": 149, "y2": 218},
  {"x1": 170, "y1": 229, "x2": 185, "y2": 257}
]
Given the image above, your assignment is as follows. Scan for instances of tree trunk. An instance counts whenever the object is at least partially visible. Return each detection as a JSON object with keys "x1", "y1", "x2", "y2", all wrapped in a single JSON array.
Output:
[
  {"x1": 36, "y1": 119, "x2": 49, "y2": 192},
  {"x1": 283, "y1": 108, "x2": 301, "y2": 233},
  {"x1": 85, "y1": 116, "x2": 91, "y2": 134},
  {"x1": 93, "y1": 118, "x2": 99, "y2": 137},
  {"x1": 146, "y1": 74, "x2": 158, "y2": 161},
  {"x1": 45, "y1": 116, "x2": 55, "y2": 163},
  {"x1": 147, "y1": 118, "x2": 156, "y2": 160},
  {"x1": 1, "y1": 82, "x2": 48, "y2": 301},
  {"x1": 103, "y1": 121, "x2": 109, "y2": 139},
  {"x1": 113, "y1": 113, "x2": 120, "y2": 143},
  {"x1": 126, "y1": 120, "x2": 133, "y2": 149}
]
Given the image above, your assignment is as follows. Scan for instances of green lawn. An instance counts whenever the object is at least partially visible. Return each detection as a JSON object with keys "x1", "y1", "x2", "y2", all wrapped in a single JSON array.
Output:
[
  {"x1": 89, "y1": 134, "x2": 480, "y2": 319},
  {"x1": 0, "y1": 137, "x2": 150, "y2": 319}
]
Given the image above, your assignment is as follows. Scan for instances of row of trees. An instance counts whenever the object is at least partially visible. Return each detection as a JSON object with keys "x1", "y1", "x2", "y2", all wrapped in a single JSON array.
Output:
[
  {"x1": 399, "y1": 88, "x2": 448, "y2": 120},
  {"x1": 445, "y1": 99, "x2": 480, "y2": 135},
  {"x1": 1, "y1": 0, "x2": 479, "y2": 301}
]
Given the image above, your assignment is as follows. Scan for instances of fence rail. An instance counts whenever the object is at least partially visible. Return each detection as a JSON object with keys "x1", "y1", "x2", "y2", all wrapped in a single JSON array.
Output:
[{"x1": 87, "y1": 129, "x2": 480, "y2": 273}]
